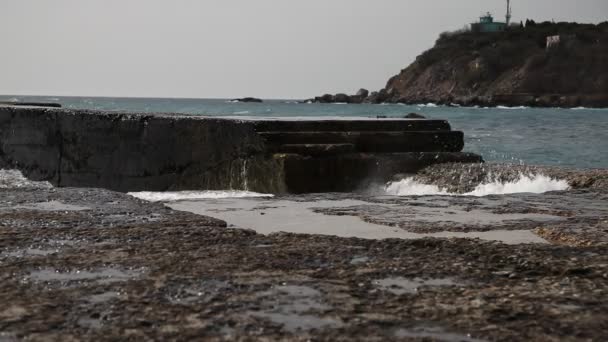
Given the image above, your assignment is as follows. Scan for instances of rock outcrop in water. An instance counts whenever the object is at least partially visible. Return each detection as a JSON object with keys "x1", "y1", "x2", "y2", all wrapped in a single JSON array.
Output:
[
  {"x1": 231, "y1": 97, "x2": 263, "y2": 103},
  {"x1": 311, "y1": 22, "x2": 608, "y2": 107},
  {"x1": 0, "y1": 104, "x2": 481, "y2": 193}
]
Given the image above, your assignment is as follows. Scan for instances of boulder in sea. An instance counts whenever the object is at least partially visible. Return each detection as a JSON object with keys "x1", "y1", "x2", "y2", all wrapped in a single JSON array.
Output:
[
  {"x1": 404, "y1": 113, "x2": 426, "y2": 119},
  {"x1": 333, "y1": 93, "x2": 350, "y2": 103},
  {"x1": 356, "y1": 88, "x2": 369, "y2": 98},
  {"x1": 232, "y1": 97, "x2": 263, "y2": 103},
  {"x1": 366, "y1": 89, "x2": 390, "y2": 104},
  {"x1": 315, "y1": 94, "x2": 335, "y2": 103}
]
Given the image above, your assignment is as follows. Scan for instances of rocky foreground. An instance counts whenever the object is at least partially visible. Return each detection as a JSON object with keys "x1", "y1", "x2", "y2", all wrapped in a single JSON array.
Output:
[{"x1": 1, "y1": 165, "x2": 608, "y2": 340}]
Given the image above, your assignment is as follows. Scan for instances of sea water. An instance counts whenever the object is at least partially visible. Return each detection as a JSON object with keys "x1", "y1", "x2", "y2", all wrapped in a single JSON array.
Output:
[{"x1": 3, "y1": 95, "x2": 607, "y2": 169}]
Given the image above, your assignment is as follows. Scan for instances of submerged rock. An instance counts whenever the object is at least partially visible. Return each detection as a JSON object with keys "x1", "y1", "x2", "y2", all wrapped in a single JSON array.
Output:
[
  {"x1": 232, "y1": 97, "x2": 263, "y2": 103},
  {"x1": 404, "y1": 113, "x2": 426, "y2": 119}
]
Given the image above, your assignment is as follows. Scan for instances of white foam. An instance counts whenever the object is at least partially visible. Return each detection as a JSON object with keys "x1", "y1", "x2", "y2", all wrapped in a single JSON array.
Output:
[
  {"x1": 497, "y1": 105, "x2": 529, "y2": 110},
  {"x1": 0, "y1": 169, "x2": 52, "y2": 189},
  {"x1": 417, "y1": 103, "x2": 439, "y2": 108},
  {"x1": 385, "y1": 178, "x2": 449, "y2": 196},
  {"x1": 128, "y1": 190, "x2": 274, "y2": 202},
  {"x1": 386, "y1": 174, "x2": 570, "y2": 197},
  {"x1": 464, "y1": 174, "x2": 569, "y2": 196}
]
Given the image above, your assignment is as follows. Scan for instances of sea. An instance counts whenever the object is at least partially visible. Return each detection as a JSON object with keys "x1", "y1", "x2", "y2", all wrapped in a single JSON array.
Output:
[{"x1": 3, "y1": 95, "x2": 607, "y2": 169}]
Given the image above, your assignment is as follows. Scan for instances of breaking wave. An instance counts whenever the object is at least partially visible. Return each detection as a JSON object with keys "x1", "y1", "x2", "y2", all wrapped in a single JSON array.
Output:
[
  {"x1": 128, "y1": 190, "x2": 274, "y2": 202},
  {"x1": 385, "y1": 174, "x2": 570, "y2": 197},
  {"x1": 0, "y1": 169, "x2": 52, "y2": 189},
  {"x1": 496, "y1": 105, "x2": 529, "y2": 110}
]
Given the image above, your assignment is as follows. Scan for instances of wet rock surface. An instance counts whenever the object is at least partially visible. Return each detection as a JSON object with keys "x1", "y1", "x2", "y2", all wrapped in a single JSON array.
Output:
[
  {"x1": 413, "y1": 163, "x2": 608, "y2": 194},
  {"x1": 311, "y1": 190, "x2": 608, "y2": 242},
  {"x1": 1, "y1": 185, "x2": 608, "y2": 340}
]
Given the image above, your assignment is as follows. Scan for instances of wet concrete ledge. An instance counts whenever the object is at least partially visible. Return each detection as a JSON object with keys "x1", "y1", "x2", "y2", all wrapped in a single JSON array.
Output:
[{"x1": 0, "y1": 105, "x2": 481, "y2": 193}]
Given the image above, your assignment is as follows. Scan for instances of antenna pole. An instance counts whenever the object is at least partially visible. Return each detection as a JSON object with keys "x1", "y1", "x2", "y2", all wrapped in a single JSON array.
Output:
[{"x1": 506, "y1": 0, "x2": 512, "y2": 25}]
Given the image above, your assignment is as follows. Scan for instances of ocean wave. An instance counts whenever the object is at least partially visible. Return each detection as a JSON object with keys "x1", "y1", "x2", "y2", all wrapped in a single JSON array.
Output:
[
  {"x1": 417, "y1": 103, "x2": 439, "y2": 108},
  {"x1": 233, "y1": 110, "x2": 250, "y2": 115},
  {"x1": 497, "y1": 106, "x2": 529, "y2": 110},
  {"x1": 128, "y1": 190, "x2": 274, "y2": 202},
  {"x1": 0, "y1": 169, "x2": 53, "y2": 189},
  {"x1": 385, "y1": 174, "x2": 569, "y2": 197}
]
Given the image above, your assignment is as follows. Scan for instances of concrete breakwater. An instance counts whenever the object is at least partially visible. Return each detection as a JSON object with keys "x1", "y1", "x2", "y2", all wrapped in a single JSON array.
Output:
[{"x1": 0, "y1": 105, "x2": 481, "y2": 193}]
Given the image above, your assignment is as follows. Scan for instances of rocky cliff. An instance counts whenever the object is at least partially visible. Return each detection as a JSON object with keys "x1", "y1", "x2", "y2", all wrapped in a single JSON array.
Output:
[{"x1": 313, "y1": 21, "x2": 608, "y2": 108}]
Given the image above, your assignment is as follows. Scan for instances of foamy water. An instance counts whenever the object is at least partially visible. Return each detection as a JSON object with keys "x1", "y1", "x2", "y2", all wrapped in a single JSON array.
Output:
[
  {"x1": 0, "y1": 169, "x2": 52, "y2": 189},
  {"x1": 128, "y1": 190, "x2": 274, "y2": 202},
  {"x1": 385, "y1": 174, "x2": 570, "y2": 197}
]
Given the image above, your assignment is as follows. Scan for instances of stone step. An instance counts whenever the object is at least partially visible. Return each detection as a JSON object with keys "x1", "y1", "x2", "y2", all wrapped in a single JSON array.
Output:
[
  {"x1": 250, "y1": 119, "x2": 451, "y2": 132},
  {"x1": 275, "y1": 152, "x2": 484, "y2": 193},
  {"x1": 272, "y1": 144, "x2": 356, "y2": 156},
  {"x1": 259, "y1": 131, "x2": 464, "y2": 153}
]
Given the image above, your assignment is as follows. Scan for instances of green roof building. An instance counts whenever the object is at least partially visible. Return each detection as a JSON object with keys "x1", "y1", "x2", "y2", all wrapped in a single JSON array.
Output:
[{"x1": 471, "y1": 13, "x2": 507, "y2": 33}]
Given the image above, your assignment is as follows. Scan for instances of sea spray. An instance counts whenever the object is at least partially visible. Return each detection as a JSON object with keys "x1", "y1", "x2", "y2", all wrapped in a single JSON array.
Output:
[
  {"x1": 465, "y1": 174, "x2": 569, "y2": 196},
  {"x1": 0, "y1": 169, "x2": 52, "y2": 189},
  {"x1": 384, "y1": 178, "x2": 449, "y2": 196},
  {"x1": 385, "y1": 173, "x2": 570, "y2": 197}
]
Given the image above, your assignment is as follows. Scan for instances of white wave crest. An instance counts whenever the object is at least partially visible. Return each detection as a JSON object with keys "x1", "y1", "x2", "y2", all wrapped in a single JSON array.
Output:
[
  {"x1": 128, "y1": 190, "x2": 274, "y2": 202},
  {"x1": 385, "y1": 174, "x2": 570, "y2": 197},
  {"x1": 417, "y1": 103, "x2": 438, "y2": 108},
  {"x1": 385, "y1": 178, "x2": 449, "y2": 196},
  {"x1": 497, "y1": 105, "x2": 529, "y2": 110},
  {"x1": 0, "y1": 169, "x2": 52, "y2": 189}
]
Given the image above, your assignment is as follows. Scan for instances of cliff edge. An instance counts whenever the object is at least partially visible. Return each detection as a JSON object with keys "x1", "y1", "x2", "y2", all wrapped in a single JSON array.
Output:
[{"x1": 313, "y1": 21, "x2": 608, "y2": 108}]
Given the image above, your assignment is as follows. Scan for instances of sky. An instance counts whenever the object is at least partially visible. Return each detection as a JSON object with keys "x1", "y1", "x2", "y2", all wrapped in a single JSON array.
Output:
[{"x1": 1, "y1": 0, "x2": 606, "y2": 99}]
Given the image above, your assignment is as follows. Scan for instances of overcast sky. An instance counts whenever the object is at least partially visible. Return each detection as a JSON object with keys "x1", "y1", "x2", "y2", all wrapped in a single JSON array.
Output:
[{"x1": 1, "y1": 0, "x2": 606, "y2": 99}]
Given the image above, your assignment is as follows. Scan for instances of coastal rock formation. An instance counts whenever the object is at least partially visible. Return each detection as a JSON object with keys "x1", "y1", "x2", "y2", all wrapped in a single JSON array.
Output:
[
  {"x1": 381, "y1": 21, "x2": 608, "y2": 107},
  {"x1": 231, "y1": 97, "x2": 263, "y2": 103},
  {"x1": 311, "y1": 21, "x2": 608, "y2": 107},
  {"x1": 308, "y1": 88, "x2": 370, "y2": 104}
]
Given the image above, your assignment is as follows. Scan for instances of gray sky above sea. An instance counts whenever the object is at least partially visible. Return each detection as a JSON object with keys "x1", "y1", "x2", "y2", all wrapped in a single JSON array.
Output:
[{"x1": 1, "y1": 0, "x2": 606, "y2": 99}]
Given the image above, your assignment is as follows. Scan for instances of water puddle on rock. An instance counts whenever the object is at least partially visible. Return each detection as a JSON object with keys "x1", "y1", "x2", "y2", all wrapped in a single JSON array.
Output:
[
  {"x1": 77, "y1": 317, "x2": 103, "y2": 330},
  {"x1": 168, "y1": 198, "x2": 547, "y2": 244},
  {"x1": 374, "y1": 277, "x2": 463, "y2": 295},
  {"x1": 2, "y1": 248, "x2": 59, "y2": 258},
  {"x1": 168, "y1": 280, "x2": 231, "y2": 305},
  {"x1": 394, "y1": 326, "x2": 486, "y2": 342},
  {"x1": 248, "y1": 312, "x2": 343, "y2": 332},
  {"x1": 13, "y1": 200, "x2": 91, "y2": 212},
  {"x1": 248, "y1": 284, "x2": 342, "y2": 332},
  {"x1": 350, "y1": 256, "x2": 370, "y2": 265},
  {"x1": 28, "y1": 268, "x2": 142, "y2": 284},
  {"x1": 87, "y1": 291, "x2": 122, "y2": 304}
]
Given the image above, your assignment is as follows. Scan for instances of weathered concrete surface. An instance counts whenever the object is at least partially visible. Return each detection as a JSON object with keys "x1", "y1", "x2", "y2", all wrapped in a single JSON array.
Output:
[
  {"x1": 0, "y1": 105, "x2": 480, "y2": 194},
  {"x1": 277, "y1": 152, "x2": 482, "y2": 193},
  {"x1": 0, "y1": 106, "x2": 280, "y2": 192},
  {"x1": 1, "y1": 186, "x2": 607, "y2": 340}
]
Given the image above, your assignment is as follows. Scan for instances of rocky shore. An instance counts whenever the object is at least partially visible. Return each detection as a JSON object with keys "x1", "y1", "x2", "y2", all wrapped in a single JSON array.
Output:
[
  {"x1": 1, "y1": 164, "x2": 607, "y2": 340},
  {"x1": 309, "y1": 22, "x2": 608, "y2": 108}
]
